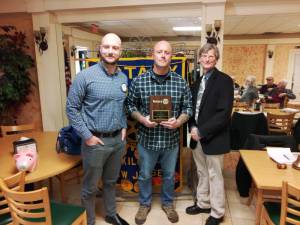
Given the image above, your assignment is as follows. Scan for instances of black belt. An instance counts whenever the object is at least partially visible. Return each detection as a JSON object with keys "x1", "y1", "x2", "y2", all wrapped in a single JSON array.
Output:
[{"x1": 91, "y1": 129, "x2": 121, "y2": 138}]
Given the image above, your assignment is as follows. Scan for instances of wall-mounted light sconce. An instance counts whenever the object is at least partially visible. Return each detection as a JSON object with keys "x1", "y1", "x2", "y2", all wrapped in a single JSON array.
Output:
[
  {"x1": 70, "y1": 45, "x2": 77, "y2": 57},
  {"x1": 267, "y1": 50, "x2": 274, "y2": 59},
  {"x1": 205, "y1": 20, "x2": 222, "y2": 45},
  {"x1": 34, "y1": 27, "x2": 48, "y2": 54}
]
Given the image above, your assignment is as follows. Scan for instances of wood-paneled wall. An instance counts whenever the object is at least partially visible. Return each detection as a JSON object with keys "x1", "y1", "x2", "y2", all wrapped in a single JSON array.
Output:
[{"x1": 223, "y1": 44, "x2": 266, "y2": 86}]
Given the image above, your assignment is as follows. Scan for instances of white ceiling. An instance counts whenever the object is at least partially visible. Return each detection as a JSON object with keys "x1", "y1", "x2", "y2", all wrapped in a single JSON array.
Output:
[
  {"x1": 68, "y1": 12, "x2": 300, "y2": 38},
  {"x1": 225, "y1": 13, "x2": 300, "y2": 35},
  {"x1": 82, "y1": 17, "x2": 203, "y2": 37},
  {"x1": 60, "y1": 0, "x2": 300, "y2": 39}
]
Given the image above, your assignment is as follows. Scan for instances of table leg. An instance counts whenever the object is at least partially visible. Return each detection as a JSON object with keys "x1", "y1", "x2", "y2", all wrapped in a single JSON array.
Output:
[
  {"x1": 49, "y1": 177, "x2": 54, "y2": 197},
  {"x1": 255, "y1": 189, "x2": 263, "y2": 225}
]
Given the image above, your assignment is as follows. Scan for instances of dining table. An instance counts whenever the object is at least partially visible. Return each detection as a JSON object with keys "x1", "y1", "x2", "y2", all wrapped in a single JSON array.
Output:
[
  {"x1": 240, "y1": 150, "x2": 300, "y2": 225},
  {"x1": 0, "y1": 131, "x2": 81, "y2": 184}
]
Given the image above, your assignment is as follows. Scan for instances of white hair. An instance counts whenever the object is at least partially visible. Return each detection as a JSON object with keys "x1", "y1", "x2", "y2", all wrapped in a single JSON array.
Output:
[
  {"x1": 279, "y1": 79, "x2": 288, "y2": 86},
  {"x1": 245, "y1": 75, "x2": 256, "y2": 87}
]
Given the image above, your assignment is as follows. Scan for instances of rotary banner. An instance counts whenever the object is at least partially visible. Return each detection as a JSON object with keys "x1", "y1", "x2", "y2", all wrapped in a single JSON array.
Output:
[
  {"x1": 87, "y1": 57, "x2": 186, "y2": 84},
  {"x1": 86, "y1": 57, "x2": 187, "y2": 192}
]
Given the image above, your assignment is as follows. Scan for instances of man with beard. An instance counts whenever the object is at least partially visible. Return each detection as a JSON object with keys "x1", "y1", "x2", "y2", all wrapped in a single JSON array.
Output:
[
  {"x1": 66, "y1": 33, "x2": 129, "y2": 225},
  {"x1": 126, "y1": 40, "x2": 192, "y2": 224}
]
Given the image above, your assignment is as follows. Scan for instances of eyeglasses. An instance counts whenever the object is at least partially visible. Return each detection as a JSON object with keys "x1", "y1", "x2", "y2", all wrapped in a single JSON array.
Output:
[{"x1": 200, "y1": 54, "x2": 216, "y2": 60}]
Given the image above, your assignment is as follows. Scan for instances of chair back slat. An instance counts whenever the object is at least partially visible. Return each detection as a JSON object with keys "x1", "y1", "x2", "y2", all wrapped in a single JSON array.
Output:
[
  {"x1": 13, "y1": 200, "x2": 45, "y2": 210},
  {"x1": 10, "y1": 214, "x2": 45, "y2": 225},
  {"x1": 233, "y1": 101, "x2": 248, "y2": 108},
  {"x1": 0, "y1": 199, "x2": 10, "y2": 215},
  {"x1": 12, "y1": 205, "x2": 47, "y2": 219},
  {"x1": 288, "y1": 199, "x2": 300, "y2": 209},
  {"x1": 263, "y1": 103, "x2": 280, "y2": 109},
  {"x1": 287, "y1": 207, "x2": 300, "y2": 217},
  {"x1": 267, "y1": 112, "x2": 295, "y2": 135},
  {"x1": 1, "y1": 123, "x2": 35, "y2": 136},
  {"x1": 285, "y1": 217, "x2": 300, "y2": 225}
]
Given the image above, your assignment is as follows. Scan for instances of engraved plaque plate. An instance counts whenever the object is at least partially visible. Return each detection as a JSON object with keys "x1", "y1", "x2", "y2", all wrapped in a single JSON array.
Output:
[{"x1": 150, "y1": 96, "x2": 172, "y2": 122}]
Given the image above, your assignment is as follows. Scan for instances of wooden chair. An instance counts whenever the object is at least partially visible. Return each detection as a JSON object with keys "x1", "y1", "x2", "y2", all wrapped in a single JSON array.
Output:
[
  {"x1": 283, "y1": 96, "x2": 289, "y2": 108},
  {"x1": 0, "y1": 178, "x2": 87, "y2": 225},
  {"x1": 0, "y1": 123, "x2": 35, "y2": 137},
  {"x1": 233, "y1": 101, "x2": 248, "y2": 108},
  {"x1": 263, "y1": 103, "x2": 280, "y2": 109},
  {"x1": 261, "y1": 181, "x2": 300, "y2": 225},
  {"x1": 55, "y1": 165, "x2": 83, "y2": 202},
  {"x1": 287, "y1": 102, "x2": 300, "y2": 110},
  {"x1": 0, "y1": 171, "x2": 25, "y2": 225},
  {"x1": 266, "y1": 112, "x2": 295, "y2": 135}
]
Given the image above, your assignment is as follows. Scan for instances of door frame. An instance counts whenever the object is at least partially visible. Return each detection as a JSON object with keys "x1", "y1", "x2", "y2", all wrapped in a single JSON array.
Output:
[{"x1": 287, "y1": 48, "x2": 300, "y2": 90}]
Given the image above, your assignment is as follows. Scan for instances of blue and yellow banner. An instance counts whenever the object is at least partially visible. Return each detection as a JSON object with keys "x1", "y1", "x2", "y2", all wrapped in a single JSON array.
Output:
[{"x1": 87, "y1": 57, "x2": 187, "y2": 85}]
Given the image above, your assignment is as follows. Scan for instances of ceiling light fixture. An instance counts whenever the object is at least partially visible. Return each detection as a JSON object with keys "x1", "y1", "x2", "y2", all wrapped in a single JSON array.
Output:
[{"x1": 173, "y1": 26, "x2": 202, "y2": 31}]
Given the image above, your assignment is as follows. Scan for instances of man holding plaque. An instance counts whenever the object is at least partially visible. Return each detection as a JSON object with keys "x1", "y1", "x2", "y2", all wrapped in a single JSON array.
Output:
[
  {"x1": 186, "y1": 43, "x2": 233, "y2": 225},
  {"x1": 126, "y1": 40, "x2": 192, "y2": 224}
]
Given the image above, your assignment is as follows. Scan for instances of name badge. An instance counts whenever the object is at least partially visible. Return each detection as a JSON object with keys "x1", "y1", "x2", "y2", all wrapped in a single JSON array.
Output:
[{"x1": 121, "y1": 83, "x2": 127, "y2": 93}]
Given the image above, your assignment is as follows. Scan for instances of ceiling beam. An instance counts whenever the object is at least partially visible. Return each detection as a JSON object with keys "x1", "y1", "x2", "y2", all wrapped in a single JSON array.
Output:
[
  {"x1": 54, "y1": 3, "x2": 204, "y2": 23},
  {"x1": 0, "y1": 0, "x2": 224, "y2": 13},
  {"x1": 40, "y1": 0, "x2": 224, "y2": 11}
]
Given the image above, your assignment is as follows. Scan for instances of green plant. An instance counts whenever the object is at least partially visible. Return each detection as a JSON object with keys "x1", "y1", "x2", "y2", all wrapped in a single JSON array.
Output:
[{"x1": 0, "y1": 25, "x2": 34, "y2": 124}]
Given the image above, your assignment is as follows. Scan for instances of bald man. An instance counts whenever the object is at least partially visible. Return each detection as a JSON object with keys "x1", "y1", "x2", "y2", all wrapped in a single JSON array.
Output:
[
  {"x1": 126, "y1": 40, "x2": 193, "y2": 224},
  {"x1": 67, "y1": 33, "x2": 129, "y2": 225}
]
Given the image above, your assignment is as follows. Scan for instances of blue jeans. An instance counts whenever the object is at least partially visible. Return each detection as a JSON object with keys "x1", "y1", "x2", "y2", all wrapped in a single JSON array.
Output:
[{"x1": 137, "y1": 143, "x2": 179, "y2": 206}]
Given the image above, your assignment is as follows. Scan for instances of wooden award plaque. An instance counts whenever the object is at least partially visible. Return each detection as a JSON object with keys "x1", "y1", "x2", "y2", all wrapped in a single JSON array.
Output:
[{"x1": 149, "y1": 96, "x2": 172, "y2": 122}]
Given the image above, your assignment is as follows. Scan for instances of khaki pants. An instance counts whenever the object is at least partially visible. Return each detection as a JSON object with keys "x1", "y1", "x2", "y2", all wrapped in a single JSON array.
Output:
[{"x1": 192, "y1": 142, "x2": 225, "y2": 219}]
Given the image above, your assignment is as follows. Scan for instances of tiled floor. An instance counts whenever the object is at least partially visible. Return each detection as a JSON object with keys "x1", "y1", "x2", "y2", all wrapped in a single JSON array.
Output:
[{"x1": 50, "y1": 169, "x2": 256, "y2": 225}]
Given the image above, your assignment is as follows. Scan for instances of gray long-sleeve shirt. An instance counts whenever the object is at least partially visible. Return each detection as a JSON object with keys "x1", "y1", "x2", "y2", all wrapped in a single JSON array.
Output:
[{"x1": 66, "y1": 62, "x2": 128, "y2": 140}]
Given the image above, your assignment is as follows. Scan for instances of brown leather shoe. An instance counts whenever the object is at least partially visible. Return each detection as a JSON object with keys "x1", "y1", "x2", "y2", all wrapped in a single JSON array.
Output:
[
  {"x1": 135, "y1": 205, "x2": 151, "y2": 225},
  {"x1": 162, "y1": 204, "x2": 179, "y2": 223}
]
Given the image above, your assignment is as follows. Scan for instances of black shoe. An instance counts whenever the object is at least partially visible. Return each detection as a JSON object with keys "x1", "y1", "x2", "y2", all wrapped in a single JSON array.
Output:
[
  {"x1": 185, "y1": 204, "x2": 211, "y2": 215},
  {"x1": 105, "y1": 214, "x2": 129, "y2": 225},
  {"x1": 205, "y1": 216, "x2": 224, "y2": 225}
]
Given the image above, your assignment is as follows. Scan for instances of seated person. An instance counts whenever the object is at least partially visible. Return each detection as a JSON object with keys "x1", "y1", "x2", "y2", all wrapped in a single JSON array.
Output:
[
  {"x1": 239, "y1": 75, "x2": 259, "y2": 106},
  {"x1": 231, "y1": 75, "x2": 240, "y2": 90},
  {"x1": 260, "y1": 76, "x2": 277, "y2": 96},
  {"x1": 267, "y1": 79, "x2": 296, "y2": 107},
  {"x1": 232, "y1": 76, "x2": 241, "y2": 99}
]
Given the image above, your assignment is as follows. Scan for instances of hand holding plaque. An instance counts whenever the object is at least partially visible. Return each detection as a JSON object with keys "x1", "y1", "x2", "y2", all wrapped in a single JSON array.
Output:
[{"x1": 150, "y1": 96, "x2": 172, "y2": 122}]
